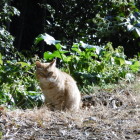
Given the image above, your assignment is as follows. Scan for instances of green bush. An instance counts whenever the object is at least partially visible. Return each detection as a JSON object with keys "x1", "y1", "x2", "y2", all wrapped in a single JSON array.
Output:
[
  {"x1": 0, "y1": 0, "x2": 20, "y2": 59},
  {"x1": 0, "y1": 55, "x2": 43, "y2": 109},
  {"x1": 0, "y1": 1, "x2": 43, "y2": 108},
  {"x1": 35, "y1": 33, "x2": 140, "y2": 93},
  {"x1": 42, "y1": 0, "x2": 140, "y2": 57},
  {"x1": 1, "y1": 32, "x2": 140, "y2": 108}
]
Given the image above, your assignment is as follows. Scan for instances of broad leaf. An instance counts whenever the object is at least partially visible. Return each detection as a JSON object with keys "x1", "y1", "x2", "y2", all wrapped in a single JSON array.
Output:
[
  {"x1": 35, "y1": 33, "x2": 60, "y2": 45},
  {"x1": 115, "y1": 57, "x2": 125, "y2": 66},
  {"x1": 44, "y1": 50, "x2": 67, "y2": 60},
  {"x1": 44, "y1": 52, "x2": 54, "y2": 60},
  {"x1": 130, "y1": 61, "x2": 140, "y2": 72}
]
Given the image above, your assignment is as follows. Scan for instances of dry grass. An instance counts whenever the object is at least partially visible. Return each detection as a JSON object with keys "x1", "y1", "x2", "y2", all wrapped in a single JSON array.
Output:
[{"x1": 0, "y1": 78, "x2": 140, "y2": 140}]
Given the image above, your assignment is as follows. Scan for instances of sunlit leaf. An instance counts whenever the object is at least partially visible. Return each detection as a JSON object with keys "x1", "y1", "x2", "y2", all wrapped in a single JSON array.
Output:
[
  {"x1": 34, "y1": 33, "x2": 60, "y2": 45},
  {"x1": 115, "y1": 57, "x2": 125, "y2": 66},
  {"x1": 55, "y1": 43, "x2": 62, "y2": 50},
  {"x1": 0, "y1": 53, "x2": 3, "y2": 65},
  {"x1": 125, "y1": 60, "x2": 132, "y2": 65},
  {"x1": 17, "y1": 62, "x2": 30, "y2": 67},
  {"x1": 127, "y1": 25, "x2": 134, "y2": 31},
  {"x1": 44, "y1": 52, "x2": 54, "y2": 60},
  {"x1": 130, "y1": 61, "x2": 140, "y2": 72},
  {"x1": 135, "y1": 28, "x2": 140, "y2": 37},
  {"x1": 44, "y1": 50, "x2": 67, "y2": 60},
  {"x1": 63, "y1": 56, "x2": 72, "y2": 62},
  {"x1": 55, "y1": 43, "x2": 66, "y2": 49},
  {"x1": 71, "y1": 47, "x2": 81, "y2": 54},
  {"x1": 93, "y1": 46, "x2": 102, "y2": 55}
]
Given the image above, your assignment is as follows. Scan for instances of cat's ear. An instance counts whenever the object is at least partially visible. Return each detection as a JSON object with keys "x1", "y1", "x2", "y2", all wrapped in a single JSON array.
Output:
[
  {"x1": 49, "y1": 59, "x2": 56, "y2": 67},
  {"x1": 36, "y1": 61, "x2": 42, "y2": 68}
]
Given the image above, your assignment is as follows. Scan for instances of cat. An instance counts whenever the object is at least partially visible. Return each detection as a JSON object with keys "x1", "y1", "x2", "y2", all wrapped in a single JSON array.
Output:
[{"x1": 36, "y1": 59, "x2": 81, "y2": 111}]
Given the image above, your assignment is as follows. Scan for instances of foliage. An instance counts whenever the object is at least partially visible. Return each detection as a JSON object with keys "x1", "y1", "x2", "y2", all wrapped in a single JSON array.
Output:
[
  {"x1": 42, "y1": 0, "x2": 140, "y2": 40},
  {"x1": 35, "y1": 33, "x2": 140, "y2": 93},
  {"x1": 0, "y1": 131, "x2": 2, "y2": 140},
  {"x1": 0, "y1": 0, "x2": 20, "y2": 59},
  {"x1": 41, "y1": 0, "x2": 140, "y2": 57},
  {"x1": 0, "y1": 1, "x2": 42, "y2": 108},
  {"x1": 0, "y1": 55, "x2": 43, "y2": 108},
  {"x1": 93, "y1": 0, "x2": 140, "y2": 50},
  {"x1": 1, "y1": 0, "x2": 140, "y2": 108},
  {"x1": 0, "y1": 0, "x2": 42, "y2": 107}
]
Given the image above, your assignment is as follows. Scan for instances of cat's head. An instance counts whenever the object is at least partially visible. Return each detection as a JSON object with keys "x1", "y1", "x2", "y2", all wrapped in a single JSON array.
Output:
[{"x1": 36, "y1": 59, "x2": 58, "y2": 82}]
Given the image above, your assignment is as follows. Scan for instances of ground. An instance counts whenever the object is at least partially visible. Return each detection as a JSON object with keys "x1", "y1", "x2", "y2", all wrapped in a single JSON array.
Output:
[{"x1": 0, "y1": 78, "x2": 140, "y2": 140}]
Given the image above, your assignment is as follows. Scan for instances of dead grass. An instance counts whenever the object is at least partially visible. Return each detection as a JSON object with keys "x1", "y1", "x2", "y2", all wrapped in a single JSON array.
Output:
[{"x1": 0, "y1": 78, "x2": 140, "y2": 140}]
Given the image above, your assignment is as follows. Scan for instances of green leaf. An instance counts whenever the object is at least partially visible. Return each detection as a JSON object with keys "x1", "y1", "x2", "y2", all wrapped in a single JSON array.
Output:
[
  {"x1": 55, "y1": 43, "x2": 62, "y2": 50},
  {"x1": 44, "y1": 52, "x2": 54, "y2": 60},
  {"x1": 0, "y1": 53, "x2": 3, "y2": 65},
  {"x1": 72, "y1": 44, "x2": 81, "y2": 54},
  {"x1": 63, "y1": 56, "x2": 72, "y2": 62},
  {"x1": 44, "y1": 50, "x2": 67, "y2": 60},
  {"x1": 130, "y1": 61, "x2": 140, "y2": 72},
  {"x1": 115, "y1": 57, "x2": 125, "y2": 66},
  {"x1": 34, "y1": 35, "x2": 44, "y2": 45},
  {"x1": 71, "y1": 47, "x2": 81, "y2": 54},
  {"x1": 96, "y1": 63, "x2": 105, "y2": 72},
  {"x1": 52, "y1": 51, "x2": 62, "y2": 59},
  {"x1": 55, "y1": 43, "x2": 66, "y2": 50}
]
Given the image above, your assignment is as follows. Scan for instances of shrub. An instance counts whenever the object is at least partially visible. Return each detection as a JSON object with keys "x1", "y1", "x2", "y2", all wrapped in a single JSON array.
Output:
[
  {"x1": 35, "y1": 33, "x2": 140, "y2": 93},
  {"x1": 0, "y1": 55, "x2": 43, "y2": 109}
]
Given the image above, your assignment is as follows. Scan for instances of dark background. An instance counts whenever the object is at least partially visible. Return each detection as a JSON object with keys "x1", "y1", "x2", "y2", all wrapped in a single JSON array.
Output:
[{"x1": 9, "y1": 0, "x2": 140, "y2": 58}]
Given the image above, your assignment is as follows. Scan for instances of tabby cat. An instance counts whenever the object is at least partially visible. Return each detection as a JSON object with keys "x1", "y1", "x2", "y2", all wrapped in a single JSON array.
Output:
[{"x1": 36, "y1": 60, "x2": 81, "y2": 111}]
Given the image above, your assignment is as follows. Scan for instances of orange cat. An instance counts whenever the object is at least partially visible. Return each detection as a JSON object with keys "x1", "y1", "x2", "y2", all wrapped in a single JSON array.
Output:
[{"x1": 36, "y1": 60, "x2": 81, "y2": 111}]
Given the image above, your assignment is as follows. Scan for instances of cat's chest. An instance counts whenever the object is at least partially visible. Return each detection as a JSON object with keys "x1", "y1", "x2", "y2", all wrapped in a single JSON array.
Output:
[
  {"x1": 39, "y1": 78, "x2": 64, "y2": 92},
  {"x1": 39, "y1": 77, "x2": 57, "y2": 84},
  {"x1": 42, "y1": 82, "x2": 65, "y2": 102}
]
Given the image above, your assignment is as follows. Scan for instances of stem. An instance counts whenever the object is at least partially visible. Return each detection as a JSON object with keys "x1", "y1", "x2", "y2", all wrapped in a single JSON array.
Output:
[{"x1": 56, "y1": 44, "x2": 70, "y2": 74}]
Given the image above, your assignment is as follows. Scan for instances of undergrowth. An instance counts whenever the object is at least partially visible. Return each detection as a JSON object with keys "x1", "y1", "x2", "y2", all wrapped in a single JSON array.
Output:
[{"x1": 1, "y1": 33, "x2": 140, "y2": 109}]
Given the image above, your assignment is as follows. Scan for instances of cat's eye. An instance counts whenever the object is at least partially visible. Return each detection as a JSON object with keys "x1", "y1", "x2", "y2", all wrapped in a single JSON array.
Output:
[
  {"x1": 46, "y1": 72, "x2": 53, "y2": 77},
  {"x1": 40, "y1": 73, "x2": 44, "y2": 76}
]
